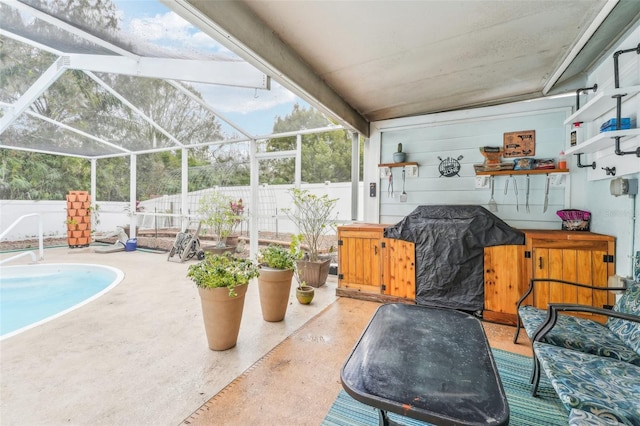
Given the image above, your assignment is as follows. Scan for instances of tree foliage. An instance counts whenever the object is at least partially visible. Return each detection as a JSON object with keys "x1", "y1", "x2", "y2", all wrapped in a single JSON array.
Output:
[
  {"x1": 260, "y1": 103, "x2": 363, "y2": 184},
  {"x1": 0, "y1": 2, "x2": 361, "y2": 201}
]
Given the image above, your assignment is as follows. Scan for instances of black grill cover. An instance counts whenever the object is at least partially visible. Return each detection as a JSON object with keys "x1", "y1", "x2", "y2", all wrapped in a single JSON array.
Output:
[{"x1": 384, "y1": 205, "x2": 524, "y2": 311}]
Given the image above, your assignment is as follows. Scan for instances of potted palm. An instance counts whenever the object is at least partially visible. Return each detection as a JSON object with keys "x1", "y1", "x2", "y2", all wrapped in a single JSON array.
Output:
[
  {"x1": 257, "y1": 242, "x2": 300, "y2": 321},
  {"x1": 187, "y1": 252, "x2": 259, "y2": 351},
  {"x1": 284, "y1": 188, "x2": 338, "y2": 288}
]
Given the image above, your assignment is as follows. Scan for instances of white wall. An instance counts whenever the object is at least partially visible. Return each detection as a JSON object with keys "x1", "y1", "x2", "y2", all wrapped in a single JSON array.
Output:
[
  {"x1": 365, "y1": 22, "x2": 640, "y2": 278},
  {"x1": 365, "y1": 97, "x2": 574, "y2": 227},
  {"x1": 0, "y1": 183, "x2": 363, "y2": 242},
  {"x1": 574, "y1": 24, "x2": 640, "y2": 278}
]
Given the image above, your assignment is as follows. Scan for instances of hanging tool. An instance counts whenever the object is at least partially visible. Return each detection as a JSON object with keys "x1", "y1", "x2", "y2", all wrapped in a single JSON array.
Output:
[
  {"x1": 525, "y1": 174, "x2": 530, "y2": 213},
  {"x1": 543, "y1": 174, "x2": 550, "y2": 212},
  {"x1": 488, "y1": 175, "x2": 498, "y2": 212},
  {"x1": 400, "y1": 168, "x2": 407, "y2": 202},
  {"x1": 512, "y1": 176, "x2": 519, "y2": 212},
  {"x1": 388, "y1": 169, "x2": 394, "y2": 198}
]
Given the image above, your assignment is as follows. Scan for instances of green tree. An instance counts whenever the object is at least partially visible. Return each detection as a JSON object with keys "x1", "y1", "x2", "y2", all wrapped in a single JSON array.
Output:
[{"x1": 261, "y1": 103, "x2": 362, "y2": 184}]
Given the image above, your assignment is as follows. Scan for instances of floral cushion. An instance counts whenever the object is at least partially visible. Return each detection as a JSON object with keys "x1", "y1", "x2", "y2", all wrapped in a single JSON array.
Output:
[
  {"x1": 607, "y1": 282, "x2": 640, "y2": 355},
  {"x1": 569, "y1": 408, "x2": 633, "y2": 426},
  {"x1": 534, "y1": 343, "x2": 640, "y2": 425},
  {"x1": 518, "y1": 305, "x2": 640, "y2": 366}
]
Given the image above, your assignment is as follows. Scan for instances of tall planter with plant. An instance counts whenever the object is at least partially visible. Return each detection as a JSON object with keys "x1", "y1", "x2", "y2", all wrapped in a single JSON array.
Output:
[
  {"x1": 257, "y1": 242, "x2": 300, "y2": 322},
  {"x1": 284, "y1": 189, "x2": 338, "y2": 288},
  {"x1": 187, "y1": 252, "x2": 259, "y2": 351}
]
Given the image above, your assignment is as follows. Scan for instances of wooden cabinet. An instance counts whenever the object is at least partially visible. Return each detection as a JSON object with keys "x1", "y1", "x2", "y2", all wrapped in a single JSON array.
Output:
[
  {"x1": 484, "y1": 230, "x2": 616, "y2": 325},
  {"x1": 336, "y1": 224, "x2": 416, "y2": 302}
]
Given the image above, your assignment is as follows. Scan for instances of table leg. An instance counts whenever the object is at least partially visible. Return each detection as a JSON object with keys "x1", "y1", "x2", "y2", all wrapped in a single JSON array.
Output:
[{"x1": 378, "y1": 409, "x2": 401, "y2": 426}]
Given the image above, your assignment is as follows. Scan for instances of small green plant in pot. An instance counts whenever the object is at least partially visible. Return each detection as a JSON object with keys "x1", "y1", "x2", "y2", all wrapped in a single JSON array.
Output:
[
  {"x1": 187, "y1": 252, "x2": 259, "y2": 350},
  {"x1": 393, "y1": 143, "x2": 406, "y2": 163},
  {"x1": 284, "y1": 191, "x2": 338, "y2": 288},
  {"x1": 256, "y1": 242, "x2": 301, "y2": 321},
  {"x1": 292, "y1": 235, "x2": 315, "y2": 304}
]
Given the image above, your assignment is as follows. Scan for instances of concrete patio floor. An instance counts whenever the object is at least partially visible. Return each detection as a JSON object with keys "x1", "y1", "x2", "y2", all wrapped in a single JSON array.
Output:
[
  {"x1": 0, "y1": 246, "x2": 339, "y2": 425},
  {"x1": 1, "y1": 245, "x2": 533, "y2": 425}
]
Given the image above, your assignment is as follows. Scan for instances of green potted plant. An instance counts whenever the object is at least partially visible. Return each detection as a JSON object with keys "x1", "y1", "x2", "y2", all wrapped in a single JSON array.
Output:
[
  {"x1": 198, "y1": 191, "x2": 237, "y2": 249},
  {"x1": 187, "y1": 252, "x2": 259, "y2": 351},
  {"x1": 393, "y1": 143, "x2": 406, "y2": 163},
  {"x1": 292, "y1": 235, "x2": 315, "y2": 304},
  {"x1": 256, "y1": 242, "x2": 300, "y2": 321},
  {"x1": 284, "y1": 188, "x2": 338, "y2": 287}
]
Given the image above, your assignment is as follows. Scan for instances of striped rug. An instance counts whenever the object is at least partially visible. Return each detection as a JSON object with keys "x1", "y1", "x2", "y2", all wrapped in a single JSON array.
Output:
[{"x1": 323, "y1": 349, "x2": 567, "y2": 425}]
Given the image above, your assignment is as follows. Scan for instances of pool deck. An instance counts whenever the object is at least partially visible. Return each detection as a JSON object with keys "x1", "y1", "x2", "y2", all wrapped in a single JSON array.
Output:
[{"x1": 0, "y1": 246, "x2": 339, "y2": 425}]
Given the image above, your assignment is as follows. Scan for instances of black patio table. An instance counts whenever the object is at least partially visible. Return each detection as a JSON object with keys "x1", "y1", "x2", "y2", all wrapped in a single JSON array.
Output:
[{"x1": 341, "y1": 303, "x2": 509, "y2": 426}]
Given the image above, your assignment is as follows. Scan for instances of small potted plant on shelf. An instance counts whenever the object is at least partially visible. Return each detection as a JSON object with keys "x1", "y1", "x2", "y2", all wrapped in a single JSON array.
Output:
[
  {"x1": 393, "y1": 143, "x2": 406, "y2": 163},
  {"x1": 187, "y1": 252, "x2": 259, "y2": 351},
  {"x1": 284, "y1": 189, "x2": 338, "y2": 288},
  {"x1": 257, "y1": 241, "x2": 300, "y2": 321}
]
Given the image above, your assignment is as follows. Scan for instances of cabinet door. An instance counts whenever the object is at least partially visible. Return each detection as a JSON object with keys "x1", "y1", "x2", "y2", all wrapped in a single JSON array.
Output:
[
  {"x1": 382, "y1": 238, "x2": 415, "y2": 298},
  {"x1": 483, "y1": 244, "x2": 527, "y2": 325},
  {"x1": 532, "y1": 246, "x2": 614, "y2": 322},
  {"x1": 338, "y1": 230, "x2": 383, "y2": 293}
]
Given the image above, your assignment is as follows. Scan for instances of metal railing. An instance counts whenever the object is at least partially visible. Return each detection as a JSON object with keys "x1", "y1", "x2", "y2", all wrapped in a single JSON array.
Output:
[{"x1": 0, "y1": 213, "x2": 44, "y2": 265}]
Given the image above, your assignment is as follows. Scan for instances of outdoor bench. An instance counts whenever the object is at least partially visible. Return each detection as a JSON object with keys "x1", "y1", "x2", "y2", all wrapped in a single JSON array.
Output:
[
  {"x1": 524, "y1": 281, "x2": 640, "y2": 424},
  {"x1": 514, "y1": 278, "x2": 640, "y2": 368}
]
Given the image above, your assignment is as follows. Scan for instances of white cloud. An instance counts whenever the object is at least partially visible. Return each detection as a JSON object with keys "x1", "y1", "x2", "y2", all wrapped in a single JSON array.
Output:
[
  {"x1": 121, "y1": 8, "x2": 235, "y2": 58},
  {"x1": 194, "y1": 81, "x2": 299, "y2": 114}
]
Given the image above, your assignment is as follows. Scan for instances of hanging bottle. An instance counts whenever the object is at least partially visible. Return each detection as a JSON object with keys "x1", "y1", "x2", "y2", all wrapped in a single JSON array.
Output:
[{"x1": 570, "y1": 122, "x2": 583, "y2": 147}]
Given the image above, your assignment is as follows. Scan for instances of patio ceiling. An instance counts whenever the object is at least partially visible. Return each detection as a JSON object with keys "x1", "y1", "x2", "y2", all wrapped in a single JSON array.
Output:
[{"x1": 171, "y1": 0, "x2": 640, "y2": 137}]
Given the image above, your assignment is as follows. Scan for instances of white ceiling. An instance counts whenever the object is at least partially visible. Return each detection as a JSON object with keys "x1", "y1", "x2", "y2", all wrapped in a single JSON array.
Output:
[{"x1": 174, "y1": 0, "x2": 640, "y2": 136}]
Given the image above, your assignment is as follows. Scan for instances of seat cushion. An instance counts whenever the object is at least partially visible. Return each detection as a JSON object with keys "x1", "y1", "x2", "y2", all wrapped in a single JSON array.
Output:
[
  {"x1": 534, "y1": 343, "x2": 640, "y2": 425},
  {"x1": 607, "y1": 282, "x2": 640, "y2": 355},
  {"x1": 519, "y1": 305, "x2": 640, "y2": 366},
  {"x1": 569, "y1": 408, "x2": 633, "y2": 426}
]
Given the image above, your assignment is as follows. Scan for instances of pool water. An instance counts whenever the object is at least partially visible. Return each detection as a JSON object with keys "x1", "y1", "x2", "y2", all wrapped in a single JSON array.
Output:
[{"x1": 0, "y1": 264, "x2": 123, "y2": 339}]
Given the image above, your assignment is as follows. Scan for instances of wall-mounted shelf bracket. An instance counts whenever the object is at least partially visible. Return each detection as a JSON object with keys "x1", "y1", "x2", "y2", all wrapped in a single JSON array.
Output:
[
  {"x1": 575, "y1": 153, "x2": 596, "y2": 169},
  {"x1": 614, "y1": 136, "x2": 640, "y2": 157},
  {"x1": 575, "y1": 84, "x2": 597, "y2": 110}
]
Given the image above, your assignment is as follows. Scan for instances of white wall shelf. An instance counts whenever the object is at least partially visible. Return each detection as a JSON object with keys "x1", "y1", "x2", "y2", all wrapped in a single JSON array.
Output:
[
  {"x1": 565, "y1": 129, "x2": 640, "y2": 155},
  {"x1": 563, "y1": 85, "x2": 640, "y2": 125}
]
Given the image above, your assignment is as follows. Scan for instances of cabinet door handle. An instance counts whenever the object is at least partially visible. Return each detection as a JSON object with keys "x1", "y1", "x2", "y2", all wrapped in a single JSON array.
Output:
[
  {"x1": 538, "y1": 257, "x2": 543, "y2": 270},
  {"x1": 374, "y1": 245, "x2": 378, "y2": 255}
]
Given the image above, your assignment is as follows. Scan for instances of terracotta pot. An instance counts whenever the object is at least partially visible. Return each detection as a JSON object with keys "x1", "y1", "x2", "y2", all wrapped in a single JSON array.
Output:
[
  {"x1": 198, "y1": 284, "x2": 248, "y2": 351},
  {"x1": 296, "y1": 258, "x2": 331, "y2": 288},
  {"x1": 296, "y1": 286, "x2": 315, "y2": 304},
  {"x1": 258, "y1": 267, "x2": 294, "y2": 322}
]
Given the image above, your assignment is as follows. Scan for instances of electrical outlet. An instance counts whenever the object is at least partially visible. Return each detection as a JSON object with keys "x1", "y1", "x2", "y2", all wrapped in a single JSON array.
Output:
[
  {"x1": 475, "y1": 176, "x2": 490, "y2": 189},
  {"x1": 379, "y1": 167, "x2": 391, "y2": 178}
]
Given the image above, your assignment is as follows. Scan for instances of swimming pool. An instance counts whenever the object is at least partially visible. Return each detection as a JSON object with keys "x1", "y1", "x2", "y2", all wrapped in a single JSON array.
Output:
[{"x1": 0, "y1": 263, "x2": 124, "y2": 340}]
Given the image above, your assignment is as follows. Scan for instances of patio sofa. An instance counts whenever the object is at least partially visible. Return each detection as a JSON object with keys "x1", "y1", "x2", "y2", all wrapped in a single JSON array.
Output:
[{"x1": 517, "y1": 280, "x2": 640, "y2": 424}]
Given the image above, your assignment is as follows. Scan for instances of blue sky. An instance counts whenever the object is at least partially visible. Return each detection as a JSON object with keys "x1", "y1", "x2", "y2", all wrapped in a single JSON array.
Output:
[{"x1": 112, "y1": 0, "x2": 311, "y2": 136}]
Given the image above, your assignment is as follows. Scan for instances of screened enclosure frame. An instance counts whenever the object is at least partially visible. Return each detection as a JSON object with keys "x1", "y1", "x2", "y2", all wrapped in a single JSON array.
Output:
[{"x1": 0, "y1": 0, "x2": 361, "y2": 258}]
